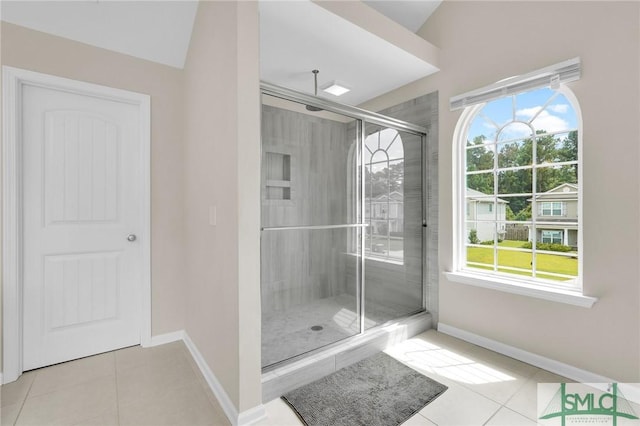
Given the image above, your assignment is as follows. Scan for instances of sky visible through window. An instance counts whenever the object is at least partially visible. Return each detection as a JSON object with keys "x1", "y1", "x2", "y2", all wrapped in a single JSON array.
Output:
[{"x1": 467, "y1": 88, "x2": 578, "y2": 142}]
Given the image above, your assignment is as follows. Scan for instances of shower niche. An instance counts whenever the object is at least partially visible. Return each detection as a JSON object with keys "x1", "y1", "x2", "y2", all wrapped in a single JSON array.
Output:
[{"x1": 264, "y1": 151, "x2": 292, "y2": 201}]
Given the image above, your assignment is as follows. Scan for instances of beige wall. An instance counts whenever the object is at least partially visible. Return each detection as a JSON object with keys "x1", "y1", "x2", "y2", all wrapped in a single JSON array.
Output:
[
  {"x1": 363, "y1": 1, "x2": 640, "y2": 381},
  {"x1": 235, "y1": 1, "x2": 262, "y2": 410},
  {"x1": 183, "y1": 1, "x2": 262, "y2": 411},
  {"x1": 0, "y1": 22, "x2": 187, "y2": 342}
]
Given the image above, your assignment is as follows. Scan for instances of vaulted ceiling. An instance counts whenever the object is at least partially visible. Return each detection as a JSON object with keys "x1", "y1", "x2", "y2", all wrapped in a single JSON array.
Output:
[{"x1": 1, "y1": 0, "x2": 442, "y2": 105}]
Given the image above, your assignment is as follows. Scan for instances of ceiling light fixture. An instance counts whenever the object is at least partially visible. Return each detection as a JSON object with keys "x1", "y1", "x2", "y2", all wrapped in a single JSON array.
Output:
[{"x1": 322, "y1": 81, "x2": 351, "y2": 97}]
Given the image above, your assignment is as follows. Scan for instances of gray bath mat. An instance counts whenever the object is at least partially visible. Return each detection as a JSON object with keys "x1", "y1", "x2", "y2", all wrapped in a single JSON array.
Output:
[{"x1": 281, "y1": 352, "x2": 447, "y2": 426}]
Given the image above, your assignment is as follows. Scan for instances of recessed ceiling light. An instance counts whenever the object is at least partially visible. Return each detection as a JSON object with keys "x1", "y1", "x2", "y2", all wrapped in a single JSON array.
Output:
[{"x1": 322, "y1": 81, "x2": 351, "y2": 96}]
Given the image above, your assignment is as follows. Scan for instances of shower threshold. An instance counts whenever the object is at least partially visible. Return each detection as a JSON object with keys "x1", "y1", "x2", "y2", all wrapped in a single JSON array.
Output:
[{"x1": 261, "y1": 310, "x2": 431, "y2": 401}]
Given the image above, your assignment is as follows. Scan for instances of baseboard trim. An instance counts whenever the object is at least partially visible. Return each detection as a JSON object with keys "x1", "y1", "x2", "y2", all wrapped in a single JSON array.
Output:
[
  {"x1": 437, "y1": 323, "x2": 614, "y2": 383},
  {"x1": 182, "y1": 332, "x2": 239, "y2": 424},
  {"x1": 145, "y1": 330, "x2": 186, "y2": 347},
  {"x1": 0, "y1": 372, "x2": 3, "y2": 385},
  {"x1": 143, "y1": 330, "x2": 266, "y2": 425},
  {"x1": 182, "y1": 332, "x2": 267, "y2": 426},
  {"x1": 237, "y1": 404, "x2": 269, "y2": 425},
  {"x1": 438, "y1": 323, "x2": 640, "y2": 405}
]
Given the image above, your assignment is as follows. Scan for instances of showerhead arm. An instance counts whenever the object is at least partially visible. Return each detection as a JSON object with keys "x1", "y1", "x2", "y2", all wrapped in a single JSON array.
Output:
[
  {"x1": 312, "y1": 69, "x2": 319, "y2": 96},
  {"x1": 306, "y1": 69, "x2": 323, "y2": 112}
]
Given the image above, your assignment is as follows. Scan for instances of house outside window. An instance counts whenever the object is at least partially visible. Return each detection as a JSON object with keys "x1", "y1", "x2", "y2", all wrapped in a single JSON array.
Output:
[{"x1": 530, "y1": 183, "x2": 578, "y2": 249}]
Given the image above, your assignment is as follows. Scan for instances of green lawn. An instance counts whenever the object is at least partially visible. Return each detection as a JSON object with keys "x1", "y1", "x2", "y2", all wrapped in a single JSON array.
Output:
[
  {"x1": 467, "y1": 240, "x2": 578, "y2": 281},
  {"x1": 498, "y1": 240, "x2": 527, "y2": 248}
]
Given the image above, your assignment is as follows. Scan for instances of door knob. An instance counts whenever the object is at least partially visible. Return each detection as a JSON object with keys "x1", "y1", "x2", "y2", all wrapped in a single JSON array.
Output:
[{"x1": 127, "y1": 234, "x2": 137, "y2": 242}]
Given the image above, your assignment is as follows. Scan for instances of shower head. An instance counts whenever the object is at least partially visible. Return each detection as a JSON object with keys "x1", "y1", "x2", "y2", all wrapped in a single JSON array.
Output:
[{"x1": 306, "y1": 69, "x2": 323, "y2": 112}]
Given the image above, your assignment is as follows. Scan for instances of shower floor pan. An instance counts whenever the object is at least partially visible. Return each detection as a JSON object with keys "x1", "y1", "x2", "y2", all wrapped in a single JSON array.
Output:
[
  {"x1": 262, "y1": 293, "x2": 419, "y2": 368},
  {"x1": 261, "y1": 298, "x2": 431, "y2": 401}
]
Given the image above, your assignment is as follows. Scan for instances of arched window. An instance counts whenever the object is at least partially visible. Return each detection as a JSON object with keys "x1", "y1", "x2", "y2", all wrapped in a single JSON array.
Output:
[
  {"x1": 364, "y1": 128, "x2": 404, "y2": 262},
  {"x1": 454, "y1": 86, "x2": 581, "y2": 288}
]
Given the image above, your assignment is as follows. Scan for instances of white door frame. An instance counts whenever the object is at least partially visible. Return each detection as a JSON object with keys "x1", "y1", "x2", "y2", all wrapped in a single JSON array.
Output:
[{"x1": 2, "y1": 66, "x2": 151, "y2": 384}]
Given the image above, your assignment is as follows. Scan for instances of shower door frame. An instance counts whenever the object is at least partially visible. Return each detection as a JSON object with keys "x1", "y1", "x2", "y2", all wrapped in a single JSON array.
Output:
[{"x1": 260, "y1": 82, "x2": 428, "y2": 369}]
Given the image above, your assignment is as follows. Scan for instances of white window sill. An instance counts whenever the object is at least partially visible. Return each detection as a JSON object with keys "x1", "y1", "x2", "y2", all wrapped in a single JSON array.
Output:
[{"x1": 444, "y1": 271, "x2": 597, "y2": 308}]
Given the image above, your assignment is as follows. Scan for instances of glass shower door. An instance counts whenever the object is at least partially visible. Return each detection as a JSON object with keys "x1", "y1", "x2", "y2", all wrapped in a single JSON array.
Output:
[{"x1": 260, "y1": 95, "x2": 364, "y2": 368}]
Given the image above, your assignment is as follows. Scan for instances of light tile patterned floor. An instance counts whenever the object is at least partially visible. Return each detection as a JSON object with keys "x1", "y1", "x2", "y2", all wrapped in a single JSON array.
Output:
[
  {"x1": 258, "y1": 330, "x2": 572, "y2": 426},
  {"x1": 2, "y1": 330, "x2": 573, "y2": 425},
  {"x1": 0, "y1": 341, "x2": 230, "y2": 426}
]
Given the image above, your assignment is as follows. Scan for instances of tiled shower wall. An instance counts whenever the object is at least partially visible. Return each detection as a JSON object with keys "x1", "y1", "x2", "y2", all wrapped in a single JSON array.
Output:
[
  {"x1": 376, "y1": 92, "x2": 439, "y2": 323},
  {"x1": 261, "y1": 104, "x2": 352, "y2": 314}
]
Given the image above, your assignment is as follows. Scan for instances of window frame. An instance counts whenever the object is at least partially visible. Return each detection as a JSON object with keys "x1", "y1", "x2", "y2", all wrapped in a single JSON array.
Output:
[
  {"x1": 449, "y1": 85, "x2": 594, "y2": 307},
  {"x1": 540, "y1": 201, "x2": 564, "y2": 217},
  {"x1": 542, "y1": 230, "x2": 563, "y2": 244}
]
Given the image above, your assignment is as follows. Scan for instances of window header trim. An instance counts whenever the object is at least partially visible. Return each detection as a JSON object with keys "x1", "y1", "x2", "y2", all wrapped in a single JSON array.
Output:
[{"x1": 450, "y1": 57, "x2": 581, "y2": 111}]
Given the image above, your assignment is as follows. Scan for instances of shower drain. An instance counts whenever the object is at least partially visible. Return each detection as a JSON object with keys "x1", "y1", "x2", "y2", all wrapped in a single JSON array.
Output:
[{"x1": 310, "y1": 325, "x2": 323, "y2": 331}]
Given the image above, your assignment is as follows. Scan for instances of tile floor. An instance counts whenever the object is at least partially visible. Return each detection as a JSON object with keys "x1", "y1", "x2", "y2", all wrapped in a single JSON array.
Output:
[
  {"x1": 1, "y1": 341, "x2": 230, "y2": 426},
  {"x1": 1, "y1": 330, "x2": 579, "y2": 425},
  {"x1": 258, "y1": 330, "x2": 573, "y2": 426}
]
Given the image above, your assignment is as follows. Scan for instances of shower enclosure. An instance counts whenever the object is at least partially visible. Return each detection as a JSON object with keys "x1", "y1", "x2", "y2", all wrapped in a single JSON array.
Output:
[{"x1": 261, "y1": 84, "x2": 427, "y2": 369}]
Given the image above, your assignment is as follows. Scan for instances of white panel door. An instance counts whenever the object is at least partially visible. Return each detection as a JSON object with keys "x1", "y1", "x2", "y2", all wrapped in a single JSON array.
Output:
[{"x1": 22, "y1": 84, "x2": 143, "y2": 370}]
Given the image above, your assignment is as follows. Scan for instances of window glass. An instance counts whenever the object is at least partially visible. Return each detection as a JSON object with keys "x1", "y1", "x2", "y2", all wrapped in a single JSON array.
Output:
[{"x1": 460, "y1": 87, "x2": 580, "y2": 285}]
